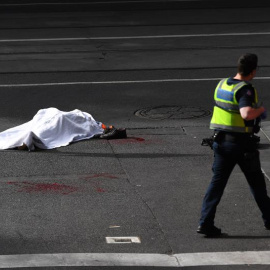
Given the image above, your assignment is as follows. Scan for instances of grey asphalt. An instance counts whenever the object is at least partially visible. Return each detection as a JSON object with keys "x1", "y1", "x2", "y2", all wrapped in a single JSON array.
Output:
[{"x1": 0, "y1": 0, "x2": 270, "y2": 268}]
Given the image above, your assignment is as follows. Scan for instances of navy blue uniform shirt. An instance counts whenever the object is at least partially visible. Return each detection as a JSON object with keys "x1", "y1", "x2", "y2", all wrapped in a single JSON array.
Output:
[{"x1": 227, "y1": 77, "x2": 256, "y2": 127}]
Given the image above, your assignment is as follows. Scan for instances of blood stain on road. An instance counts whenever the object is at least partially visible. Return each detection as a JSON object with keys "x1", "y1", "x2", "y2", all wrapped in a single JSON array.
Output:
[
  {"x1": 109, "y1": 137, "x2": 146, "y2": 144},
  {"x1": 80, "y1": 173, "x2": 118, "y2": 180},
  {"x1": 96, "y1": 187, "x2": 106, "y2": 193},
  {"x1": 80, "y1": 174, "x2": 115, "y2": 193},
  {"x1": 7, "y1": 181, "x2": 78, "y2": 195},
  {"x1": 109, "y1": 137, "x2": 165, "y2": 145}
]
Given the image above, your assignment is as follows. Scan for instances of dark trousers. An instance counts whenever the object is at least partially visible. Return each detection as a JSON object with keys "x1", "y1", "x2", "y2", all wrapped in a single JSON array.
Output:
[{"x1": 200, "y1": 139, "x2": 270, "y2": 227}]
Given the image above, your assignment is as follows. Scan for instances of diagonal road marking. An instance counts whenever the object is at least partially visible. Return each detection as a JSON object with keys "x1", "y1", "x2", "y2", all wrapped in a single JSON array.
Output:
[
  {"x1": 1, "y1": 32, "x2": 270, "y2": 42},
  {"x1": 0, "y1": 76, "x2": 270, "y2": 88}
]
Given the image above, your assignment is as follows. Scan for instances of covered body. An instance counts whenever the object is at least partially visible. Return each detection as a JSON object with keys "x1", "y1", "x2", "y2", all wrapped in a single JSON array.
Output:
[{"x1": 0, "y1": 108, "x2": 104, "y2": 151}]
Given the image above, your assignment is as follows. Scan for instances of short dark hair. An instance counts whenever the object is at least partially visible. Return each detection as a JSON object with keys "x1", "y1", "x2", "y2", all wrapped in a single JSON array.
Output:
[{"x1": 237, "y1": 53, "x2": 258, "y2": 76}]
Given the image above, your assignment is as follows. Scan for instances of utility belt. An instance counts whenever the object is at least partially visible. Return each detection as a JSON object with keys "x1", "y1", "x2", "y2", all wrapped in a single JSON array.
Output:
[
  {"x1": 203, "y1": 131, "x2": 261, "y2": 171},
  {"x1": 214, "y1": 131, "x2": 250, "y2": 143},
  {"x1": 201, "y1": 131, "x2": 260, "y2": 149}
]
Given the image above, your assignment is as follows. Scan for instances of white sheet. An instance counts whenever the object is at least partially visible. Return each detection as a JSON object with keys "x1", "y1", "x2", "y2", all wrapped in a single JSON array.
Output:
[{"x1": 0, "y1": 108, "x2": 104, "y2": 151}]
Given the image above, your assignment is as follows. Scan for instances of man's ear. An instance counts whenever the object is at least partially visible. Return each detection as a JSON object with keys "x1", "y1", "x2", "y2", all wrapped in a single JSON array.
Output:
[
  {"x1": 251, "y1": 69, "x2": 257, "y2": 77},
  {"x1": 247, "y1": 69, "x2": 256, "y2": 80}
]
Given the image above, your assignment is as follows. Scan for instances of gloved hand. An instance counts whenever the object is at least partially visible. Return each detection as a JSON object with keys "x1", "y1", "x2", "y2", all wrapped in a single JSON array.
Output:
[{"x1": 261, "y1": 110, "x2": 267, "y2": 120}]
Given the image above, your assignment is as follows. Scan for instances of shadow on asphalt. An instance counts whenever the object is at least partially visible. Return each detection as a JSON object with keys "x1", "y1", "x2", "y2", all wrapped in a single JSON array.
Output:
[
  {"x1": 203, "y1": 233, "x2": 270, "y2": 239},
  {"x1": 258, "y1": 143, "x2": 270, "y2": 150}
]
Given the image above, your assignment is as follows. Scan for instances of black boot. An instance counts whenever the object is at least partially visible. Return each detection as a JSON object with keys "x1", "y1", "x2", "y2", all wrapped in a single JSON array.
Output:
[
  {"x1": 100, "y1": 128, "x2": 127, "y2": 140},
  {"x1": 197, "y1": 225, "x2": 222, "y2": 236}
]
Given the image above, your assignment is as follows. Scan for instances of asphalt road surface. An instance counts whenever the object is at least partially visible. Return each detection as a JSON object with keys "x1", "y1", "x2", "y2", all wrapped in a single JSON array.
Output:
[{"x1": 1, "y1": 0, "x2": 270, "y2": 269}]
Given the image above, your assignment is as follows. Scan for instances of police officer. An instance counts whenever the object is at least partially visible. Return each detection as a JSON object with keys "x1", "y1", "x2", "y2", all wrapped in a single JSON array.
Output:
[{"x1": 197, "y1": 53, "x2": 270, "y2": 236}]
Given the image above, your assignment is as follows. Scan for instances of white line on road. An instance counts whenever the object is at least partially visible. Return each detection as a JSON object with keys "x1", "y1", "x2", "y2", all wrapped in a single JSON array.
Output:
[
  {"x1": 1, "y1": 32, "x2": 270, "y2": 42},
  {"x1": 1, "y1": 0, "x2": 184, "y2": 6},
  {"x1": 0, "y1": 77, "x2": 269, "y2": 88},
  {"x1": 262, "y1": 168, "x2": 270, "y2": 182},
  {"x1": 0, "y1": 0, "x2": 188, "y2": 7},
  {"x1": 0, "y1": 78, "x2": 222, "y2": 88},
  {"x1": 261, "y1": 127, "x2": 270, "y2": 143},
  {"x1": 0, "y1": 251, "x2": 270, "y2": 268}
]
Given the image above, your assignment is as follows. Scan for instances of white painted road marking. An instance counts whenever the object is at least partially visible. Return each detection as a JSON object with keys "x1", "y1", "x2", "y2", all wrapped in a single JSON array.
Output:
[
  {"x1": 262, "y1": 168, "x2": 270, "y2": 182},
  {"x1": 0, "y1": 251, "x2": 270, "y2": 268},
  {"x1": 261, "y1": 127, "x2": 270, "y2": 143},
  {"x1": 0, "y1": 77, "x2": 269, "y2": 88},
  {"x1": 0, "y1": 78, "x2": 223, "y2": 88},
  {"x1": 1, "y1": 32, "x2": 270, "y2": 42},
  {"x1": 106, "y1": 236, "x2": 141, "y2": 243},
  {"x1": 0, "y1": 0, "x2": 181, "y2": 6}
]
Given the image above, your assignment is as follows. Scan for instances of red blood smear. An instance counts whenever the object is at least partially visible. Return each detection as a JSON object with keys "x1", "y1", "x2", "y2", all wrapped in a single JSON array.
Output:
[
  {"x1": 80, "y1": 173, "x2": 118, "y2": 180},
  {"x1": 134, "y1": 138, "x2": 145, "y2": 141},
  {"x1": 109, "y1": 137, "x2": 146, "y2": 144},
  {"x1": 96, "y1": 187, "x2": 106, "y2": 193},
  {"x1": 7, "y1": 181, "x2": 78, "y2": 195},
  {"x1": 80, "y1": 174, "x2": 110, "y2": 193}
]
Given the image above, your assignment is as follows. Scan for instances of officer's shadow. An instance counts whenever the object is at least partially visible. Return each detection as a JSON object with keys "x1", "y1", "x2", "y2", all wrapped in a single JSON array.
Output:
[
  {"x1": 205, "y1": 234, "x2": 270, "y2": 239},
  {"x1": 258, "y1": 143, "x2": 270, "y2": 150}
]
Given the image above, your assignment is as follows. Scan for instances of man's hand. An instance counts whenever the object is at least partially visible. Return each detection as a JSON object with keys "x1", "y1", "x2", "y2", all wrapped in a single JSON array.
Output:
[{"x1": 240, "y1": 106, "x2": 266, "y2": 121}]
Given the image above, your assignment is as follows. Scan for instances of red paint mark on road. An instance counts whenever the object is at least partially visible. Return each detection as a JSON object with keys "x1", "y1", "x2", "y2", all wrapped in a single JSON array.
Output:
[{"x1": 7, "y1": 181, "x2": 78, "y2": 195}]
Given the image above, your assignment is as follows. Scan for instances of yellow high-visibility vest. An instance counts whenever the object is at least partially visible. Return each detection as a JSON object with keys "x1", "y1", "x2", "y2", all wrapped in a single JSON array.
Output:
[{"x1": 210, "y1": 78, "x2": 258, "y2": 133}]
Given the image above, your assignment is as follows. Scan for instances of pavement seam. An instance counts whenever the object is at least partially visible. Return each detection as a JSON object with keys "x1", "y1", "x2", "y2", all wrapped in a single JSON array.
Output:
[
  {"x1": 172, "y1": 254, "x2": 181, "y2": 267},
  {"x1": 107, "y1": 139, "x2": 174, "y2": 254}
]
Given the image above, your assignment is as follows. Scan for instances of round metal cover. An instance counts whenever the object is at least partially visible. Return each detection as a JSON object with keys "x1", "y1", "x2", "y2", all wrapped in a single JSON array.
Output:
[{"x1": 134, "y1": 106, "x2": 211, "y2": 120}]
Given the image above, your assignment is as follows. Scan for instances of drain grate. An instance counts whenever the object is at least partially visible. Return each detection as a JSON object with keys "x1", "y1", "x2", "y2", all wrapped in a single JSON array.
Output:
[
  {"x1": 106, "y1": 237, "x2": 141, "y2": 244},
  {"x1": 134, "y1": 105, "x2": 211, "y2": 120}
]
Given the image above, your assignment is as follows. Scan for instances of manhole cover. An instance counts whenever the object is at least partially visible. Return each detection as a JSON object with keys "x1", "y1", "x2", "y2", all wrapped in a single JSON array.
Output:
[{"x1": 134, "y1": 106, "x2": 211, "y2": 120}]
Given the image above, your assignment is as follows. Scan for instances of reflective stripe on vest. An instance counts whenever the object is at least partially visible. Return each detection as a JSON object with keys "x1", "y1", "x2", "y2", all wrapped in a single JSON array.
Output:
[
  {"x1": 210, "y1": 124, "x2": 253, "y2": 133},
  {"x1": 210, "y1": 78, "x2": 258, "y2": 133},
  {"x1": 210, "y1": 106, "x2": 254, "y2": 133}
]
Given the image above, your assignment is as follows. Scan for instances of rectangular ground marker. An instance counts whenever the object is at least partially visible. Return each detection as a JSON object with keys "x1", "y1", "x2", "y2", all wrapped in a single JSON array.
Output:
[{"x1": 106, "y1": 237, "x2": 141, "y2": 244}]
